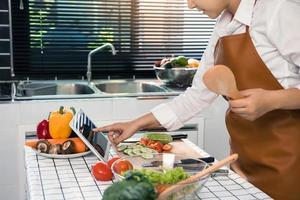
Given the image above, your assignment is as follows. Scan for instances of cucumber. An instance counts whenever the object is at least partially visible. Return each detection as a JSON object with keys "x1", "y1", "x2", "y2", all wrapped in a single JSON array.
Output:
[
  {"x1": 142, "y1": 153, "x2": 154, "y2": 159},
  {"x1": 143, "y1": 133, "x2": 173, "y2": 144},
  {"x1": 117, "y1": 144, "x2": 127, "y2": 152},
  {"x1": 124, "y1": 149, "x2": 133, "y2": 155},
  {"x1": 132, "y1": 148, "x2": 143, "y2": 155},
  {"x1": 121, "y1": 143, "x2": 157, "y2": 158}
]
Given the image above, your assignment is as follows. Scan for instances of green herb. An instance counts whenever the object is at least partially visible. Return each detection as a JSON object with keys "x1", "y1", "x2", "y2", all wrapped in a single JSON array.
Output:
[{"x1": 133, "y1": 167, "x2": 189, "y2": 185}]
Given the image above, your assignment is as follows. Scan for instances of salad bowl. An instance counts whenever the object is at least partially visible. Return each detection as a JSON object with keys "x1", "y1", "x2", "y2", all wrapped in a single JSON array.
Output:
[{"x1": 111, "y1": 153, "x2": 210, "y2": 200}]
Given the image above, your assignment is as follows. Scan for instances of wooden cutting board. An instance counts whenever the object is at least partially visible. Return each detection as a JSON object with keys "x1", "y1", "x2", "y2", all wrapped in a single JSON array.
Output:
[
  {"x1": 169, "y1": 140, "x2": 202, "y2": 158},
  {"x1": 114, "y1": 139, "x2": 203, "y2": 158}
]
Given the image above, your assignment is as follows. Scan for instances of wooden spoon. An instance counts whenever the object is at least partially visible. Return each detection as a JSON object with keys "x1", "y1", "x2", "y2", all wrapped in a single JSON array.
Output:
[
  {"x1": 203, "y1": 65, "x2": 243, "y2": 99},
  {"x1": 157, "y1": 154, "x2": 238, "y2": 200}
]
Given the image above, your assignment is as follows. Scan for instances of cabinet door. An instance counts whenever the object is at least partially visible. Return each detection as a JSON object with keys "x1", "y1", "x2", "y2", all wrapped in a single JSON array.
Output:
[
  {"x1": 203, "y1": 97, "x2": 230, "y2": 160},
  {"x1": 112, "y1": 97, "x2": 173, "y2": 120}
]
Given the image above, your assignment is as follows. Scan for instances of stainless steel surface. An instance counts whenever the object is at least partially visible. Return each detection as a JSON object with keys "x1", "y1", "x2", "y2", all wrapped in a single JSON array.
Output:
[
  {"x1": 95, "y1": 80, "x2": 171, "y2": 94},
  {"x1": 87, "y1": 43, "x2": 116, "y2": 83},
  {"x1": 16, "y1": 81, "x2": 96, "y2": 97},
  {"x1": 14, "y1": 79, "x2": 182, "y2": 100},
  {"x1": 154, "y1": 66, "x2": 197, "y2": 87},
  {"x1": 136, "y1": 96, "x2": 171, "y2": 100}
]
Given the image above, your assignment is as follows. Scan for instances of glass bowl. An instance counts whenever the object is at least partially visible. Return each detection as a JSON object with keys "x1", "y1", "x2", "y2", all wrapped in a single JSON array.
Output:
[
  {"x1": 154, "y1": 66, "x2": 198, "y2": 87},
  {"x1": 111, "y1": 153, "x2": 210, "y2": 200}
]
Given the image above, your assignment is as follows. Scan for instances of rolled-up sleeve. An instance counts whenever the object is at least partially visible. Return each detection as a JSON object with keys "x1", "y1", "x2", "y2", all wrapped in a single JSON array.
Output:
[{"x1": 151, "y1": 32, "x2": 219, "y2": 131}]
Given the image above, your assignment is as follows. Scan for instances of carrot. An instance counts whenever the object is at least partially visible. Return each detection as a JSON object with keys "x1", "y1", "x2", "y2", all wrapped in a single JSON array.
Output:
[
  {"x1": 25, "y1": 139, "x2": 38, "y2": 148},
  {"x1": 25, "y1": 137, "x2": 87, "y2": 153},
  {"x1": 68, "y1": 138, "x2": 87, "y2": 153}
]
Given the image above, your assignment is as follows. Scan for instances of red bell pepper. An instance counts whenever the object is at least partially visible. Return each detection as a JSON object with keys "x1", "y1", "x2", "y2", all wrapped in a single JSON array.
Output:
[{"x1": 36, "y1": 119, "x2": 52, "y2": 139}]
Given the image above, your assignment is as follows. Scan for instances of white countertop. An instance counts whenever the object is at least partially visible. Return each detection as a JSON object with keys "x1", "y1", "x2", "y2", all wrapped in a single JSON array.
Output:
[{"x1": 25, "y1": 140, "x2": 272, "y2": 200}]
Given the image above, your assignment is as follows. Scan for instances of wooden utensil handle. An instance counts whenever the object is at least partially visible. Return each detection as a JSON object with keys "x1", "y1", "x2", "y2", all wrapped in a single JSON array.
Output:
[
  {"x1": 157, "y1": 154, "x2": 238, "y2": 200},
  {"x1": 231, "y1": 91, "x2": 244, "y2": 100}
]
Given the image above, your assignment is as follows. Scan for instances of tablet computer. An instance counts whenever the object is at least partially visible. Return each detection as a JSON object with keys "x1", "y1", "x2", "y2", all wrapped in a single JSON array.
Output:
[{"x1": 69, "y1": 109, "x2": 111, "y2": 162}]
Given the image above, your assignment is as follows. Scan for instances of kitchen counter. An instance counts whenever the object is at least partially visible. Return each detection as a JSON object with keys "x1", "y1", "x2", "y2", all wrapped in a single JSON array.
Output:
[{"x1": 25, "y1": 140, "x2": 272, "y2": 200}]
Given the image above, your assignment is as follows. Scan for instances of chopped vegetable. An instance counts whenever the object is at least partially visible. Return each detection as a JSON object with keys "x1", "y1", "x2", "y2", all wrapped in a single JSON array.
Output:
[
  {"x1": 143, "y1": 133, "x2": 173, "y2": 144},
  {"x1": 113, "y1": 159, "x2": 133, "y2": 175},
  {"x1": 162, "y1": 144, "x2": 173, "y2": 152},
  {"x1": 117, "y1": 143, "x2": 157, "y2": 158}
]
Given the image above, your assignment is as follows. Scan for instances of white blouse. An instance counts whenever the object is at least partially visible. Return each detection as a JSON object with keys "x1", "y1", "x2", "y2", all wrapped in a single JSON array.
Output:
[{"x1": 151, "y1": 0, "x2": 300, "y2": 131}]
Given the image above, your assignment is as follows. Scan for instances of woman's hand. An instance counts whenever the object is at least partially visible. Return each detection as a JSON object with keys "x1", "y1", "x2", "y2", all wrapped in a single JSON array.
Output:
[
  {"x1": 93, "y1": 121, "x2": 139, "y2": 145},
  {"x1": 229, "y1": 88, "x2": 275, "y2": 121},
  {"x1": 93, "y1": 112, "x2": 161, "y2": 145}
]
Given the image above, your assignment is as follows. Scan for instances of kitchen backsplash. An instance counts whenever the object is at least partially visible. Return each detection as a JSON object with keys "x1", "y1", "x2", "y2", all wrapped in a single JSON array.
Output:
[{"x1": 0, "y1": 0, "x2": 11, "y2": 80}]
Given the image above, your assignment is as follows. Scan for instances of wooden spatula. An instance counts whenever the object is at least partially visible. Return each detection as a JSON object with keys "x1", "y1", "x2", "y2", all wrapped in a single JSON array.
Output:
[
  {"x1": 203, "y1": 65, "x2": 243, "y2": 99},
  {"x1": 157, "y1": 154, "x2": 238, "y2": 200}
]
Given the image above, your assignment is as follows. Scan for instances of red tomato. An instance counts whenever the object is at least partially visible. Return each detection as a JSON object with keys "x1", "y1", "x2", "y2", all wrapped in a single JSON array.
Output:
[
  {"x1": 113, "y1": 159, "x2": 133, "y2": 175},
  {"x1": 92, "y1": 162, "x2": 113, "y2": 181},
  {"x1": 162, "y1": 144, "x2": 172, "y2": 152},
  {"x1": 107, "y1": 156, "x2": 121, "y2": 168},
  {"x1": 140, "y1": 138, "x2": 149, "y2": 146},
  {"x1": 148, "y1": 141, "x2": 163, "y2": 153}
]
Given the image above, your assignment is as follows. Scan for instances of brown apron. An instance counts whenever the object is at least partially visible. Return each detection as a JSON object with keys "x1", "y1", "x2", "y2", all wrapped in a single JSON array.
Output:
[{"x1": 214, "y1": 27, "x2": 300, "y2": 199}]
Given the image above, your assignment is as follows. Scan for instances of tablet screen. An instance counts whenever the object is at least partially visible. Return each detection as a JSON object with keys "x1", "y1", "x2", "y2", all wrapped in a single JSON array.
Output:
[
  {"x1": 93, "y1": 132, "x2": 109, "y2": 157},
  {"x1": 70, "y1": 109, "x2": 110, "y2": 160}
]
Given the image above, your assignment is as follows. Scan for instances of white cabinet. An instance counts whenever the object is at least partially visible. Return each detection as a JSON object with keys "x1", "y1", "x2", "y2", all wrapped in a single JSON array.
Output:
[{"x1": 202, "y1": 97, "x2": 230, "y2": 160}]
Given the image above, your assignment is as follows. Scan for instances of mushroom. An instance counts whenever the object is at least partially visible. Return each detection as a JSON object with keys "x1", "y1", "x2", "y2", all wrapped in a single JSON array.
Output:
[
  {"x1": 62, "y1": 140, "x2": 75, "y2": 154},
  {"x1": 48, "y1": 144, "x2": 62, "y2": 154},
  {"x1": 36, "y1": 140, "x2": 50, "y2": 153}
]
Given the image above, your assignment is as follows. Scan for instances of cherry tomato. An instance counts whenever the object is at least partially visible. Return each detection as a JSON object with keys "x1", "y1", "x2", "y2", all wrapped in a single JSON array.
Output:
[
  {"x1": 146, "y1": 140, "x2": 156, "y2": 147},
  {"x1": 148, "y1": 141, "x2": 163, "y2": 152},
  {"x1": 140, "y1": 138, "x2": 149, "y2": 146},
  {"x1": 107, "y1": 156, "x2": 121, "y2": 168},
  {"x1": 162, "y1": 144, "x2": 172, "y2": 152},
  {"x1": 92, "y1": 161, "x2": 113, "y2": 181},
  {"x1": 113, "y1": 159, "x2": 133, "y2": 175}
]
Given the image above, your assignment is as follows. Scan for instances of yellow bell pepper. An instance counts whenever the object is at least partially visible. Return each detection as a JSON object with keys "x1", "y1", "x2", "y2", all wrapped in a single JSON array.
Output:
[{"x1": 49, "y1": 106, "x2": 73, "y2": 139}]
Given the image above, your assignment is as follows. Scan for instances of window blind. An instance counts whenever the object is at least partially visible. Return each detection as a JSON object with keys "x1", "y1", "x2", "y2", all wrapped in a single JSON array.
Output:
[{"x1": 12, "y1": 0, "x2": 215, "y2": 79}]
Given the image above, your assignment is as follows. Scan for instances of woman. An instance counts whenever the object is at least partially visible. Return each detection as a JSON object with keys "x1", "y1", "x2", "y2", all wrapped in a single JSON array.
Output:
[{"x1": 94, "y1": 0, "x2": 300, "y2": 199}]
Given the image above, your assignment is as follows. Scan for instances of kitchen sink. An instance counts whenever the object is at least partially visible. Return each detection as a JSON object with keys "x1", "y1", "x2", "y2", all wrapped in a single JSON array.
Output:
[
  {"x1": 13, "y1": 79, "x2": 179, "y2": 100},
  {"x1": 94, "y1": 80, "x2": 170, "y2": 94},
  {"x1": 16, "y1": 81, "x2": 96, "y2": 97}
]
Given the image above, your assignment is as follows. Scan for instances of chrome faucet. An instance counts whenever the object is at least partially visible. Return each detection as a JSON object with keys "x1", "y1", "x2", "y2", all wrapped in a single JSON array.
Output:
[{"x1": 87, "y1": 43, "x2": 116, "y2": 83}]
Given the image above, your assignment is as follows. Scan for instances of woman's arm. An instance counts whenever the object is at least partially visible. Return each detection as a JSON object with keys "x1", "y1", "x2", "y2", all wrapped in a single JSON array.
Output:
[
  {"x1": 93, "y1": 112, "x2": 160, "y2": 145},
  {"x1": 271, "y1": 88, "x2": 300, "y2": 110}
]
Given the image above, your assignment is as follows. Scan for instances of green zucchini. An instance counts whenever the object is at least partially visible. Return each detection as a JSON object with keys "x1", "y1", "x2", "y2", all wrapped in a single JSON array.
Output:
[{"x1": 143, "y1": 133, "x2": 173, "y2": 144}]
